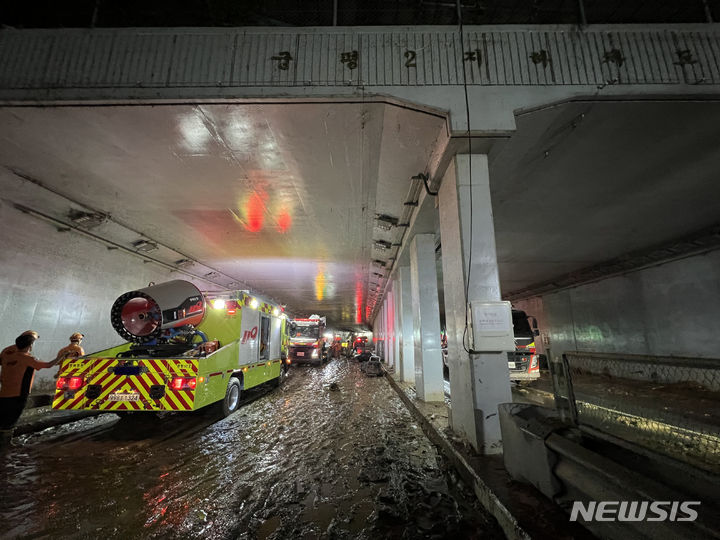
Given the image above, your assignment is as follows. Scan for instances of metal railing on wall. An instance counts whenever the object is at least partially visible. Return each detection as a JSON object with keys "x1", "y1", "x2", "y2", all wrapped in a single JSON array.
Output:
[{"x1": 550, "y1": 351, "x2": 720, "y2": 474}]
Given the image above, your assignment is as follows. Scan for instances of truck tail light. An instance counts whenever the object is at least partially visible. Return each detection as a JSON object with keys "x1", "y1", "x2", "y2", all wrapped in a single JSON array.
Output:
[
  {"x1": 57, "y1": 377, "x2": 85, "y2": 391},
  {"x1": 171, "y1": 377, "x2": 197, "y2": 390},
  {"x1": 530, "y1": 355, "x2": 539, "y2": 371}
]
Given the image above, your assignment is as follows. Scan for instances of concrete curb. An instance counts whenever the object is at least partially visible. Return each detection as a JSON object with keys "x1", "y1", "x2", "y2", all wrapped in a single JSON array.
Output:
[{"x1": 383, "y1": 370, "x2": 531, "y2": 540}]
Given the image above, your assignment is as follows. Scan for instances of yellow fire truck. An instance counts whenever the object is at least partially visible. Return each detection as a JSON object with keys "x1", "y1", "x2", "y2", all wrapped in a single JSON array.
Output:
[{"x1": 53, "y1": 280, "x2": 287, "y2": 416}]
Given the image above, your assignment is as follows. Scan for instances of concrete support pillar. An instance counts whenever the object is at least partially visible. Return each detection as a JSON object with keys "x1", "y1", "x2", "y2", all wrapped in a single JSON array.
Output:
[
  {"x1": 438, "y1": 154, "x2": 512, "y2": 454},
  {"x1": 383, "y1": 296, "x2": 390, "y2": 365},
  {"x1": 378, "y1": 303, "x2": 385, "y2": 359},
  {"x1": 385, "y1": 288, "x2": 395, "y2": 369},
  {"x1": 397, "y1": 266, "x2": 415, "y2": 383},
  {"x1": 392, "y1": 280, "x2": 401, "y2": 372},
  {"x1": 409, "y1": 234, "x2": 444, "y2": 402}
]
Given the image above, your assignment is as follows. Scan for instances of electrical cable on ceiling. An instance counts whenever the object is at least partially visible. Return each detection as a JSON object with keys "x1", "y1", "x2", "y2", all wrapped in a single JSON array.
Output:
[{"x1": 456, "y1": 0, "x2": 475, "y2": 354}]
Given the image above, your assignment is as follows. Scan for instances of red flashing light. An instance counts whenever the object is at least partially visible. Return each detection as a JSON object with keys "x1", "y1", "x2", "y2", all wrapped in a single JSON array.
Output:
[
  {"x1": 171, "y1": 377, "x2": 197, "y2": 391},
  {"x1": 56, "y1": 377, "x2": 68, "y2": 390},
  {"x1": 68, "y1": 377, "x2": 85, "y2": 391}
]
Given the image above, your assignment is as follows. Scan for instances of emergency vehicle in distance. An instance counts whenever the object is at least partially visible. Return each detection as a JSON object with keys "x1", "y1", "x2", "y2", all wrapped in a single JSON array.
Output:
[
  {"x1": 442, "y1": 310, "x2": 541, "y2": 381},
  {"x1": 507, "y1": 309, "x2": 541, "y2": 380},
  {"x1": 287, "y1": 315, "x2": 327, "y2": 366},
  {"x1": 53, "y1": 280, "x2": 288, "y2": 416}
]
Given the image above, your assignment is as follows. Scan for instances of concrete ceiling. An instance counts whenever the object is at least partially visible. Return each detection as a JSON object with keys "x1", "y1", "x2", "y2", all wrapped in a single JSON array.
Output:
[
  {"x1": 1, "y1": 99, "x2": 718, "y2": 328},
  {"x1": 0, "y1": 103, "x2": 447, "y2": 328},
  {"x1": 490, "y1": 99, "x2": 720, "y2": 296}
]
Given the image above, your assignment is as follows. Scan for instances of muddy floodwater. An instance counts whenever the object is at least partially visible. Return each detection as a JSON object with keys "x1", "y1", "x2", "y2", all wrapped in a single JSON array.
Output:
[{"x1": 0, "y1": 360, "x2": 502, "y2": 539}]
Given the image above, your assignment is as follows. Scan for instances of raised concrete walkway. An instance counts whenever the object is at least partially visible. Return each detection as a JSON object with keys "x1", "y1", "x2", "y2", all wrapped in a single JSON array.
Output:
[{"x1": 385, "y1": 371, "x2": 595, "y2": 540}]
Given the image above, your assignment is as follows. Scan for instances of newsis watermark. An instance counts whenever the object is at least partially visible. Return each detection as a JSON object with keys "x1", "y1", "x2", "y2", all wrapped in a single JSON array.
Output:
[{"x1": 570, "y1": 501, "x2": 700, "y2": 522}]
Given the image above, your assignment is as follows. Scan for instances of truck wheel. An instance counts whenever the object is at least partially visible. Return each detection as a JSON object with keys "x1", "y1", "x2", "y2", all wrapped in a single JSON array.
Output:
[{"x1": 221, "y1": 378, "x2": 242, "y2": 417}]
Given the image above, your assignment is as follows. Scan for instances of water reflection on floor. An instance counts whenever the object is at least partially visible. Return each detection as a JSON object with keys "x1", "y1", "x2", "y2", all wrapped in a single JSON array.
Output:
[{"x1": 0, "y1": 360, "x2": 502, "y2": 539}]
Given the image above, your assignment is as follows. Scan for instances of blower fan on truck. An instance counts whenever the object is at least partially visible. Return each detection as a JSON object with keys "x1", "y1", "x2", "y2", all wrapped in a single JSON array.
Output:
[
  {"x1": 53, "y1": 280, "x2": 288, "y2": 416},
  {"x1": 110, "y1": 280, "x2": 212, "y2": 358}
]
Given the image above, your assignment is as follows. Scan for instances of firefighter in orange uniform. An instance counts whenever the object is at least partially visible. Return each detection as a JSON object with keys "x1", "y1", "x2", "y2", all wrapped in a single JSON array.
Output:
[
  {"x1": 0, "y1": 330, "x2": 38, "y2": 356},
  {"x1": 0, "y1": 332, "x2": 60, "y2": 448},
  {"x1": 55, "y1": 332, "x2": 85, "y2": 364}
]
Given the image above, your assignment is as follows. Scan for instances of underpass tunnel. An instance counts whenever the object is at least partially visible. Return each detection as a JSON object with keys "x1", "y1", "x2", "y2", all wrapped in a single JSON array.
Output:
[
  {"x1": 1, "y1": 23, "x2": 720, "y2": 538},
  {"x1": 2, "y1": 97, "x2": 719, "y2": 445}
]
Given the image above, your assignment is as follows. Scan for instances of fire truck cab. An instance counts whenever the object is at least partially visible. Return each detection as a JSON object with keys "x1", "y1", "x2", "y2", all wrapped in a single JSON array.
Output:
[
  {"x1": 288, "y1": 315, "x2": 327, "y2": 366},
  {"x1": 507, "y1": 309, "x2": 541, "y2": 380}
]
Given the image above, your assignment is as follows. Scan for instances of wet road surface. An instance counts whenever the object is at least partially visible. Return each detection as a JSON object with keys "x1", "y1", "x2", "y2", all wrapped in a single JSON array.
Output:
[{"x1": 0, "y1": 360, "x2": 502, "y2": 539}]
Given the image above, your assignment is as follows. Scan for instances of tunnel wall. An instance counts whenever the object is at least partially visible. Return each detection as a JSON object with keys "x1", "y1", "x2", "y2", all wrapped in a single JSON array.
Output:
[
  {"x1": 535, "y1": 249, "x2": 720, "y2": 361},
  {"x1": 0, "y1": 201, "x2": 207, "y2": 392}
]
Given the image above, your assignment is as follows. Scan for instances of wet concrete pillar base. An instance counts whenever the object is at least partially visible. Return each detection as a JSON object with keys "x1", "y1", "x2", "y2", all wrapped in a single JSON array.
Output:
[
  {"x1": 409, "y1": 234, "x2": 444, "y2": 402},
  {"x1": 438, "y1": 154, "x2": 512, "y2": 454},
  {"x1": 397, "y1": 266, "x2": 415, "y2": 383}
]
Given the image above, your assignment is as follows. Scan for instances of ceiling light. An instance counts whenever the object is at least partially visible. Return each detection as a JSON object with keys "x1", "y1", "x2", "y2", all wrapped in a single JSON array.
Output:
[
  {"x1": 69, "y1": 210, "x2": 108, "y2": 229},
  {"x1": 372, "y1": 259, "x2": 386, "y2": 267},
  {"x1": 133, "y1": 240, "x2": 158, "y2": 253},
  {"x1": 374, "y1": 240, "x2": 392, "y2": 251},
  {"x1": 375, "y1": 214, "x2": 398, "y2": 231},
  {"x1": 175, "y1": 258, "x2": 193, "y2": 268}
]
